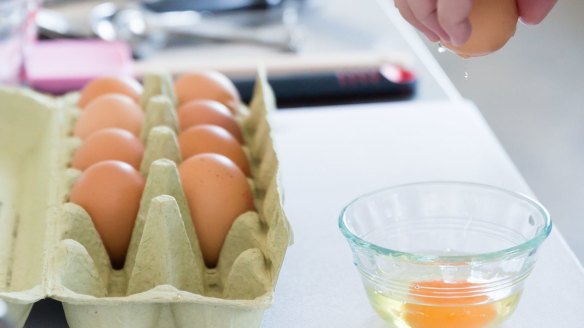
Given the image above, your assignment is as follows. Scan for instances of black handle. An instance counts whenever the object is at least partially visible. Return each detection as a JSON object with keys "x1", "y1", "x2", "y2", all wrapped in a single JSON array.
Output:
[
  {"x1": 141, "y1": 0, "x2": 279, "y2": 12},
  {"x1": 233, "y1": 64, "x2": 416, "y2": 108}
]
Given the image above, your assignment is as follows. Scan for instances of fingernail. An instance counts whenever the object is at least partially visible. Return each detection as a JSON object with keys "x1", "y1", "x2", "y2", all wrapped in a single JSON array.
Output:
[
  {"x1": 449, "y1": 36, "x2": 464, "y2": 46},
  {"x1": 519, "y1": 17, "x2": 536, "y2": 25},
  {"x1": 426, "y1": 33, "x2": 440, "y2": 43},
  {"x1": 439, "y1": 36, "x2": 452, "y2": 46},
  {"x1": 437, "y1": 31, "x2": 451, "y2": 43}
]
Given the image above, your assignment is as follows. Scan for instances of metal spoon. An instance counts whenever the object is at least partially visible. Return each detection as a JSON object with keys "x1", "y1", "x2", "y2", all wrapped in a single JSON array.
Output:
[
  {"x1": 89, "y1": 2, "x2": 297, "y2": 58},
  {"x1": 37, "y1": 8, "x2": 91, "y2": 39}
]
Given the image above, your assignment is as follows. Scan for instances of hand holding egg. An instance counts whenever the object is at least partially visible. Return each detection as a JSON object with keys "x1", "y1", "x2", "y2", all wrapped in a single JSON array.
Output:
[{"x1": 394, "y1": 0, "x2": 557, "y2": 57}]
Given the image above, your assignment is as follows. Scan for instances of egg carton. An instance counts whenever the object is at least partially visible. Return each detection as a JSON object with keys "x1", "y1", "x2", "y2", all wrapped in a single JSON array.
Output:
[{"x1": 0, "y1": 70, "x2": 292, "y2": 327}]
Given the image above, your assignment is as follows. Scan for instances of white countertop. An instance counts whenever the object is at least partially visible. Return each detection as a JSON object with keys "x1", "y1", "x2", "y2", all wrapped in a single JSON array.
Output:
[
  {"x1": 24, "y1": 0, "x2": 584, "y2": 327},
  {"x1": 263, "y1": 100, "x2": 584, "y2": 327}
]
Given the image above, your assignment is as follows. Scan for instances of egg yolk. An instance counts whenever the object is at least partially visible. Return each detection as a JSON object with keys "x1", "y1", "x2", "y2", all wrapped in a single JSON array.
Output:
[{"x1": 404, "y1": 281, "x2": 496, "y2": 328}]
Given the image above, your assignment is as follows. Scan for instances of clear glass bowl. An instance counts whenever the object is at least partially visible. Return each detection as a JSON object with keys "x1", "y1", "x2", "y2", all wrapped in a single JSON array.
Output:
[{"x1": 339, "y1": 182, "x2": 552, "y2": 328}]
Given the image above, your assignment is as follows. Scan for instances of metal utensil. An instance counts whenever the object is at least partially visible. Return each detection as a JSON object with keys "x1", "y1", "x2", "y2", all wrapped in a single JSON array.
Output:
[{"x1": 89, "y1": 2, "x2": 297, "y2": 58}]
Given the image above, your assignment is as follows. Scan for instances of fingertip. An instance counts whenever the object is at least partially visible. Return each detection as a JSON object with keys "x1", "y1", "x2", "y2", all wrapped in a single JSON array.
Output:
[
  {"x1": 518, "y1": 16, "x2": 538, "y2": 25},
  {"x1": 436, "y1": 0, "x2": 473, "y2": 46},
  {"x1": 395, "y1": 0, "x2": 442, "y2": 43},
  {"x1": 430, "y1": 24, "x2": 452, "y2": 43},
  {"x1": 425, "y1": 32, "x2": 440, "y2": 43},
  {"x1": 519, "y1": 14, "x2": 547, "y2": 25},
  {"x1": 449, "y1": 35, "x2": 467, "y2": 46},
  {"x1": 517, "y1": 0, "x2": 558, "y2": 25},
  {"x1": 448, "y1": 22, "x2": 471, "y2": 46}
]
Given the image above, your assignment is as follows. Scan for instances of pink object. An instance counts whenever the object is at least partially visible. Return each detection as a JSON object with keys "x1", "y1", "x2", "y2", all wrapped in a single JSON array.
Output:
[{"x1": 25, "y1": 40, "x2": 133, "y2": 93}]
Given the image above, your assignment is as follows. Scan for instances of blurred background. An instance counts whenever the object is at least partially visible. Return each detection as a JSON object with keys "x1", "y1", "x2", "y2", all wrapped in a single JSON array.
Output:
[
  {"x1": 2, "y1": 0, "x2": 581, "y2": 259},
  {"x1": 421, "y1": 0, "x2": 584, "y2": 263},
  {"x1": 3, "y1": 0, "x2": 582, "y2": 262}
]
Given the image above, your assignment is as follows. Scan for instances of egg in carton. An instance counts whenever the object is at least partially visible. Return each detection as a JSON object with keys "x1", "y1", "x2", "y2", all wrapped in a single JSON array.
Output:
[{"x1": 0, "y1": 71, "x2": 292, "y2": 327}]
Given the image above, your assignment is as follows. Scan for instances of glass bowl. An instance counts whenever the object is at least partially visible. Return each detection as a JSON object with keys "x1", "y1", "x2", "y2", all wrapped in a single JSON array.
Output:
[{"x1": 339, "y1": 182, "x2": 552, "y2": 328}]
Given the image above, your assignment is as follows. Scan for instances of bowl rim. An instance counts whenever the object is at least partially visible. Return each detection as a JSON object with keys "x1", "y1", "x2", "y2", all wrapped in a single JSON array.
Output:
[{"x1": 338, "y1": 181, "x2": 552, "y2": 263}]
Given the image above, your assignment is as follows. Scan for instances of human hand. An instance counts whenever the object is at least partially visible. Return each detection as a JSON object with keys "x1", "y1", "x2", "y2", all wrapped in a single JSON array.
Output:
[{"x1": 394, "y1": 0, "x2": 558, "y2": 45}]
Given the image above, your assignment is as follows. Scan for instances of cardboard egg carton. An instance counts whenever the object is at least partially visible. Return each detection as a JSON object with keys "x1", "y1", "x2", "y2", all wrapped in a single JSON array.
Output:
[{"x1": 0, "y1": 71, "x2": 291, "y2": 327}]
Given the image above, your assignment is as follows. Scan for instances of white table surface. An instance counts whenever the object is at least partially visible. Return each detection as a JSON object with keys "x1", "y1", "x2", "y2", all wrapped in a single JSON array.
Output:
[
  {"x1": 25, "y1": 0, "x2": 584, "y2": 327},
  {"x1": 262, "y1": 100, "x2": 584, "y2": 327}
]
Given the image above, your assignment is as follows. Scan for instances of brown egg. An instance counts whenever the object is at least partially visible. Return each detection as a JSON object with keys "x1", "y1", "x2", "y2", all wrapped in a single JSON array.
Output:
[
  {"x1": 178, "y1": 125, "x2": 250, "y2": 176},
  {"x1": 179, "y1": 153, "x2": 255, "y2": 267},
  {"x1": 444, "y1": 0, "x2": 518, "y2": 58},
  {"x1": 78, "y1": 76, "x2": 142, "y2": 108},
  {"x1": 71, "y1": 128, "x2": 144, "y2": 170},
  {"x1": 178, "y1": 99, "x2": 244, "y2": 143},
  {"x1": 69, "y1": 160, "x2": 145, "y2": 269},
  {"x1": 174, "y1": 71, "x2": 241, "y2": 113},
  {"x1": 74, "y1": 94, "x2": 144, "y2": 139}
]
